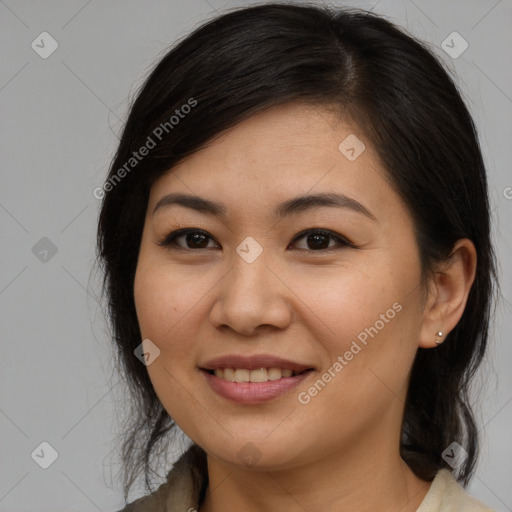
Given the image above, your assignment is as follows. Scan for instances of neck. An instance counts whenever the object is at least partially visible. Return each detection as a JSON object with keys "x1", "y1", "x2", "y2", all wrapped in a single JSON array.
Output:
[{"x1": 199, "y1": 434, "x2": 431, "y2": 512}]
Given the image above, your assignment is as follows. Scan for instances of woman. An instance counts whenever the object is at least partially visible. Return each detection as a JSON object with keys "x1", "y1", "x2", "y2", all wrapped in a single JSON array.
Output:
[{"x1": 97, "y1": 3, "x2": 497, "y2": 511}]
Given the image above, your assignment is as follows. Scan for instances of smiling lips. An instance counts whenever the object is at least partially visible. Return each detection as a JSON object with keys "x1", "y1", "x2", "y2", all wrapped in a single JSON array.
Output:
[
  {"x1": 212, "y1": 367, "x2": 299, "y2": 382},
  {"x1": 200, "y1": 354, "x2": 314, "y2": 403}
]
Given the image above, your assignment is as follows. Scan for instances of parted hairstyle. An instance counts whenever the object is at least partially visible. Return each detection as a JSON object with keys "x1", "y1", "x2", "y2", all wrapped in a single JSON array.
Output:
[{"x1": 96, "y1": 2, "x2": 497, "y2": 502}]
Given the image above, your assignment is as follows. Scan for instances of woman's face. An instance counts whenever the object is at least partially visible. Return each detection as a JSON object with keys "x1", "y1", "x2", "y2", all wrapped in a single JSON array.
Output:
[{"x1": 134, "y1": 102, "x2": 428, "y2": 471}]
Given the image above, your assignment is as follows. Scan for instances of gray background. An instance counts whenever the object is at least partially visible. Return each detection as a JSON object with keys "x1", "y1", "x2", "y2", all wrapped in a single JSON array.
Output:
[{"x1": 1, "y1": 0, "x2": 511, "y2": 510}]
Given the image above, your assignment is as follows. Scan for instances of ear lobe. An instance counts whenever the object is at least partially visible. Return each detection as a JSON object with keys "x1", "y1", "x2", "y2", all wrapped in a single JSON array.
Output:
[{"x1": 418, "y1": 239, "x2": 477, "y2": 349}]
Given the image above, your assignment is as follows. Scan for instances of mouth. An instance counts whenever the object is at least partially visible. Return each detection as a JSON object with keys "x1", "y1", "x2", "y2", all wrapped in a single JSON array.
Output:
[
  {"x1": 202, "y1": 367, "x2": 312, "y2": 382},
  {"x1": 199, "y1": 354, "x2": 315, "y2": 403}
]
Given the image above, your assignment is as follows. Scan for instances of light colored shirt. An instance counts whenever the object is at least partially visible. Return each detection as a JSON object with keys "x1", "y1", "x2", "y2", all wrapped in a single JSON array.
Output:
[{"x1": 118, "y1": 444, "x2": 495, "y2": 511}]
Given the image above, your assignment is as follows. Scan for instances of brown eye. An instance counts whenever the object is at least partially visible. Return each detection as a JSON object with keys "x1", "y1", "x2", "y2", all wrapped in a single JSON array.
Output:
[
  {"x1": 158, "y1": 228, "x2": 354, "y2": 252},
  {"x1": 290, "y1": 229, "x2": 353, "y2": 252},
  {"x1": 158, "y1": 229, "x2": 219, "y2": 250}
]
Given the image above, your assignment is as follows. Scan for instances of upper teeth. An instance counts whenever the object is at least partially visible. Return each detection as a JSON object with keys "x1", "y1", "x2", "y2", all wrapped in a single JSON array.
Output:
[{"x1": 214, "y1": 368, "x2": 295, "y2": 382}]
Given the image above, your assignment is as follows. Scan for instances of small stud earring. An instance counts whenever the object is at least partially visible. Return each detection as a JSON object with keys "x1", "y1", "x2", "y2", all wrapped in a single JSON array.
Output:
[{"x1": 435, "y1": 331, "x2": 444, "y2": 345}]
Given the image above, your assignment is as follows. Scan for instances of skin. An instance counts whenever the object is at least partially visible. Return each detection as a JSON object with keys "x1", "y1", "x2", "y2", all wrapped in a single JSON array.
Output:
[{"x1": 133, "y1": 102, "x2": 476, "y2": 512}]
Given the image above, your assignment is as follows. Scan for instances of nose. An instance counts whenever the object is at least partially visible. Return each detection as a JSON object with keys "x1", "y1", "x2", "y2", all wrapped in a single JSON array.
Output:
[{"x1": 209, "y1": 256, "x2": 292, "y2": 337}]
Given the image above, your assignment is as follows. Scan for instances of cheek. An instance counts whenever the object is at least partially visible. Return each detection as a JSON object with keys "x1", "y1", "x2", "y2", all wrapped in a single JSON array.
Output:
[
  {"x1": 295, "y1": 259, "x2": 422, "y2": 395},
  {"x1": 133, "y1": 260, "x2": 198, "y2": 364},
  {"x1": 291, "y1": 263, "x2": 401, "y2": 346},
  {"x1": 134, "y1": 264, "x2": 174, "y2": 340},
  {"x1": 133, "y1": 260, "x2": 204, "y2": 419}
]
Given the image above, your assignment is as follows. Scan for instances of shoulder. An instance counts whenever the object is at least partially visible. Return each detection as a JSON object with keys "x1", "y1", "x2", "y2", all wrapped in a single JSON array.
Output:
[
  {"x1": 418, "y1": 469, "x2": 496, "y2": 512},
  {"x1": 115, "y1": 444, "x2": 207, "y2": 512}
]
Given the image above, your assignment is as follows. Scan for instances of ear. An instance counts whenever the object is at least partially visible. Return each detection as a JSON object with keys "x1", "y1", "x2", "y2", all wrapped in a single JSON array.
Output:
[{"x1": 419, "y1": 239, "x2": 477, "y2": 349}]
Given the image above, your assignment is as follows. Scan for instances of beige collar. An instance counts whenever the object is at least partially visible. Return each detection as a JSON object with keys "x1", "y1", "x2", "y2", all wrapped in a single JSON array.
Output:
[{"x1": 120, "y1": 445, "x2": 493, "y2": 512}]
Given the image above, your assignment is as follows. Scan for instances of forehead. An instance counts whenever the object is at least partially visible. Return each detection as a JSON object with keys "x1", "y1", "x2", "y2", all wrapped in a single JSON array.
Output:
[
  {"x1": 176, "y1": 102, "x2": 364, "y2": 173},
  {"x1": 148, "y1": 102, "x2": 396, "y2": 218}
]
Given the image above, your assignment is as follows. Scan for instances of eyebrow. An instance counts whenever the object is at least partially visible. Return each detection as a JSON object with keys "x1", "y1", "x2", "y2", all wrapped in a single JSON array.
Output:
[{"x1": 152, "y1": 192, "x2": 376, "y2": 221}]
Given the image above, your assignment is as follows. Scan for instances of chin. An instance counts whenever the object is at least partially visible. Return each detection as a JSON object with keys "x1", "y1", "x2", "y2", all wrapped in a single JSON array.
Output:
[{"x1": 198, "y1": 434, "x2": 309, "y2": 472}]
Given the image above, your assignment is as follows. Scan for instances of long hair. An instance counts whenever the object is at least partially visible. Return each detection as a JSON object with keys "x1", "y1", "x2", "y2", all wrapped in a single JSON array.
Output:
[{"x1": 96, "y1": 3, "x2": 497, "y2": 502}]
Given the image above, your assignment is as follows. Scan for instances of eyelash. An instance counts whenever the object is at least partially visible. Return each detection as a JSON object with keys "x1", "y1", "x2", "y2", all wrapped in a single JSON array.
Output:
[{"x1": 157, "y1": 228, "x2": 356, "y2": 253}]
